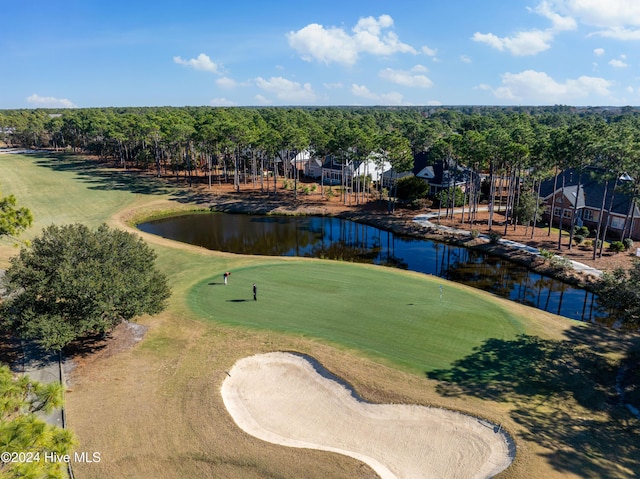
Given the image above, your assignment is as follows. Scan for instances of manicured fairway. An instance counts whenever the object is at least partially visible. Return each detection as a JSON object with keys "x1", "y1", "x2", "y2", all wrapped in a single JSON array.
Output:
[
  {"x1": 0, "y1": 153, "x2": 136, "y2": 234},
  {"x1": 188, "y1": 260, "x2": 525, "y2": 372}
]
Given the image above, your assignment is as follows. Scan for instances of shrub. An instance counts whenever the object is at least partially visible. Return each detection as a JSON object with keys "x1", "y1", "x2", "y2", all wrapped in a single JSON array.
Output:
[
  {"x1": 470, "y1": 229, "x2": 480, "y2": 239},
  {"x1": 573, "y1": 234, "x2": 584, "y2": 245},
  {"x1": 550, "y1": 255, "x2": 573, "y2": 270},
  {"x1": 581, "y1": 239, "x2": 593, "y2": 249},
  {"x1": 395, "y1": 176, "x2": 430, "y2": 201},
  {"x1": 409, "y1": 198, "x2": 433, "y2": 210},
  {"x1": 488, "y1": 232, "x2": 502, "y2": 244},
  {"x1": 609, "y1": 241, "x2": 626, "y2": 253},
  {"x1": 623, "y1": 238, "x2": 634, "y2": 250},
  {"x1": 409, "y1": 199, "x2": 421, "y2": 209},
  {"x1": 539, "y1": 248, "x2": 555, "y2": 260},
  {"x1": 574, "y1": 225, "x2": 590, "y2": 237}
]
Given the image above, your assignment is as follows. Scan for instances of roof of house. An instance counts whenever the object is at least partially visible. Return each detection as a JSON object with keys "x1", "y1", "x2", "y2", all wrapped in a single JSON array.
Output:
[
  {"x1": 412, "y1": 151, "x2": 471, "y2": 187},
  {"x1": 540, "y1": 167, "x2": 639, "y2": 217}
]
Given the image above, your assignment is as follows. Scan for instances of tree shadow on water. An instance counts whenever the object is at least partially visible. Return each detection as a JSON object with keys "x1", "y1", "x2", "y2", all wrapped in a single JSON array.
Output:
[{"x1": 427, "y1": 327, "x2": 640, "y2": 478}]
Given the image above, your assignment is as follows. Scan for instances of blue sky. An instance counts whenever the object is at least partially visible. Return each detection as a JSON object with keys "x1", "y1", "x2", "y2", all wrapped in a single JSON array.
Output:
[{"x1": 3, "y1": 0, "x2": 640, "y2": 108}]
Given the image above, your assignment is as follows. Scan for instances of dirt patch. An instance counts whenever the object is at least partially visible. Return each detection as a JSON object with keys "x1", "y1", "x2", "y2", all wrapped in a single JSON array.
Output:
[{"x1": 64, "y1": 320, "x2": 149, "y2": 373}]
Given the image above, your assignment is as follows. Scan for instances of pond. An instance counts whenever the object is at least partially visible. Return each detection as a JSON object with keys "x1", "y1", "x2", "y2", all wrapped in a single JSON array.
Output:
[{"x1": 138, "y1": 213, "x2": 602, "y2": 322}]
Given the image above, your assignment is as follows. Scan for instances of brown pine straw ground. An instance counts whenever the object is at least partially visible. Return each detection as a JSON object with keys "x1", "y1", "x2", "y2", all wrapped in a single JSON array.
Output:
[{"x1": 134, "y1": 165, "x2": 636, "y2": 274}]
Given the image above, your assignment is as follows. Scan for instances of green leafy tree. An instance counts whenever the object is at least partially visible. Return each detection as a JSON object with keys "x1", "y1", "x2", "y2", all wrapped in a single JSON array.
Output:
[
  {"x1": 395, "y1": 176, "x2": 430, "y2": 202},
  {"x1": 1, "y1": 224, "x2": 171, "y2": 350},
  {"x1": 0, "y1": 365, "x2": 77, "y2": 478},
  {"x1": 0, "y1": 193, "x2": 33, "y2": 239},
  {"x1": 512, "y1": 187, "x2": 544, "y2": 226},
  {"x1": 436, "y1": 186, "x2": 465, "y2": 208},
  {"x1": 596, "y1": 261, "x2": 640, "y2": 327}
]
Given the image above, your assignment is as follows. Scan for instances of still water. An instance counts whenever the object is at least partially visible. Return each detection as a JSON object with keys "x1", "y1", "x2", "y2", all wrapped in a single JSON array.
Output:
[{"x1": 138, "y1": 213, "x2": 601, "y2": 322}]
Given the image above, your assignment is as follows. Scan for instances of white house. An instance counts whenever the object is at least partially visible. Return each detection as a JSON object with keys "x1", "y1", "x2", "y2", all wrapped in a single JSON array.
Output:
[{"x1": 320, "y1": 152, "x2": 392, "y2": 186}]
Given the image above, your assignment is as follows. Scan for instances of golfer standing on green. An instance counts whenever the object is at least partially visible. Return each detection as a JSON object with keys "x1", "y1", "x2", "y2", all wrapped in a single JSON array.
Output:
[{"x1": 253, "y1": 283, "x2": 257, "y2": 301}]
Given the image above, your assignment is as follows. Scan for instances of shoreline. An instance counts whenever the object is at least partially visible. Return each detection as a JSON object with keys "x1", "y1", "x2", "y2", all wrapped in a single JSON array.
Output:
[{"x1": 199, "y1": 194, "x2": 602, "y2": 293}]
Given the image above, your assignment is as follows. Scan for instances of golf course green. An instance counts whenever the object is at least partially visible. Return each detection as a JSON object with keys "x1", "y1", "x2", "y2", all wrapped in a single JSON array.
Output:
[{"x1": 188, "y1": 260, "x2": 525, "y2": 372}]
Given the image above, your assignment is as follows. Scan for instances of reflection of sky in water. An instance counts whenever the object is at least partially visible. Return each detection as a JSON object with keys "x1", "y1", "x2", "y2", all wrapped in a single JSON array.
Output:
[{"x1": 139, "y1": 213, "x2": 602, "y2": 322}]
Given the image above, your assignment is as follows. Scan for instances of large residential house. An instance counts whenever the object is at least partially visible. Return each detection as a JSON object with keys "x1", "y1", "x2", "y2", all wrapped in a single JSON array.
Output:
[
  {"x1": 317, "y1": 152, "x2": 392, "y2": 186},
  {"x1": 412, "y1": 152, "x2": 472, "y2": 195},
  {"x1": 290, "y1": 150, "x2": 323, "y2": 179},
  {"x1": 539, "y1": 167, "x2": 640, "y2": 240}
]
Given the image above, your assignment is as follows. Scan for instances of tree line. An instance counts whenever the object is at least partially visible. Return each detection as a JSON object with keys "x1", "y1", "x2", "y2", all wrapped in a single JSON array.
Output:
[{"x1": 3, "y1": 105, "x2": 640, "y2": 253}]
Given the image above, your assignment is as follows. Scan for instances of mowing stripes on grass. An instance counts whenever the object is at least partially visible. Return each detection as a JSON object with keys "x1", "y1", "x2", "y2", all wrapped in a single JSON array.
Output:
[
  {"x1": 187, "y1": 261, "x2": 524, "y2": 373},
  {"x1": 0, "y1": 154, "x2": 136, "y2": 236}
]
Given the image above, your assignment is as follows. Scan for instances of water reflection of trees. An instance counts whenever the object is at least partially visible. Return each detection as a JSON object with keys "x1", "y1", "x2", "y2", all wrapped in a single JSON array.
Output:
[
  {"x1": 307, "y1": 241, "x2": 380, "y2": 263},
  {"x1": 140, "y1": 213, "x2": 601, "y2": 322},
  {"x1": 432, "y1": 245, "x2": 599, "y2": 321}
]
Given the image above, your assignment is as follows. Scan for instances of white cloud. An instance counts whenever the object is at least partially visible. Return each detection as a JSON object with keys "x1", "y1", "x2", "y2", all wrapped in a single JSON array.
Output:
[
  {"x1": 254, "y1": 94, "x2": 272, "y2": 105},
  {"x1": 421, "y1": 45, "x2": 437, "y2": 57},
  {"x1": 532, "y1": 1, "x2": 577, "y2": 31},
  {"x1": 460, "y1": 55, "x2": 472, "y2": 63},
  {"x1": 594, "y1": 48, "x2": 605, "y2": 56},
  {"x1": 609, "y1": 58, "x2": 628, "y2": 67},
  {"x1": 380, "y1": 92, "x2": 406, "y2": 104},
  {"x1": 547, "y1": 0, "x2": 640, "y2": 39},
  {"x1": 489, "y1": 70, "x2": 613, "y2": 103},
  {"x1": 472, "y1": 30, "x2": 554, "y2": 56},
  {"x1": 26, "y1": 94, "x2": 76, "y2": 108},
  {"x1": 216, "y1": 77, "x2": 237, "y2": 89},
  {"x1": 411, "y1": 64, "x2": 428, "y2": 73},
  {"x1": 210, "y1": 98, "x2": 235, "y2": 106},
  {"x1": 287, "y1": 15, "x2": 416, "y2": 65},
  {"x1": 255, "y1": 76, "x2": 316, "y2": 103},
  {"x1": 596, "y1": 28, "x2": 640, "y2": 40},
  {"x1": 473, "y1": 1, "x2": 576, "y2": 56},
  {"x1": 379, "y1": 67, "x2": 433, "y2": 88},
  {"x1": 323, "y1": 82, "x2": 343, "y2": 89},
  {"x1": 550, "y1": 0, "x2": 640, "y2": 27},
  {"x1": 173, "y1": 53, "x2": 220, "y2": 73},
  {"x1": 351, "y1": 84, "x2": 377, "y2": 100},
  {"x1": 350, "y1": 84, "x2": 406, "y2": 105}
]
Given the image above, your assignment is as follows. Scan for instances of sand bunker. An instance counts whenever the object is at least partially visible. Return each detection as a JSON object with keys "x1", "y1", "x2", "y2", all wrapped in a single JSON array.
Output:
[{"x1": 221, "y1": 352, "x2": 514, "y2": 479}]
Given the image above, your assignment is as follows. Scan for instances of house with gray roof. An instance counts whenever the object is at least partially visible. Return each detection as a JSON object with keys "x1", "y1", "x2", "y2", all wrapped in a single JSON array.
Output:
[{"x1": 539, "y1": 167, "x2": 640, "y2": 240}]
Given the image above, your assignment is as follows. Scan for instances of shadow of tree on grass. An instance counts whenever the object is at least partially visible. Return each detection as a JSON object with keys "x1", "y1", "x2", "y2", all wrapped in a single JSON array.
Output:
[
  {"x1": 427, "y1": 327, "x2": 640, "y2": 478},
  {"x1": 33, "y1": 156, "x2": 176, "y2": 196}
]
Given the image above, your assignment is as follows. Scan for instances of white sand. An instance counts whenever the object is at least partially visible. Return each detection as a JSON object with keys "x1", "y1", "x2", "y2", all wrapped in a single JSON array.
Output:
[{"x1": 221, "y1": 352, "x2": 514, "y2": 479}]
